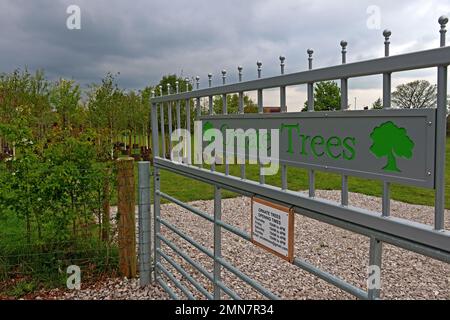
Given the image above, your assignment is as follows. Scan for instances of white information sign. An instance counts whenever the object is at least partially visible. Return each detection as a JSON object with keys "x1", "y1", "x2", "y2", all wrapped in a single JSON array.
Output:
[{"x1": 251, "y1": 197, "x2": 294, "y2": 262}]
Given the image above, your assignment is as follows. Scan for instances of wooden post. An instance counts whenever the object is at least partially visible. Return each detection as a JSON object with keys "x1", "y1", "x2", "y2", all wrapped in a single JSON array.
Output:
[{"x1": 117, "y1": 157, "x2": 137, "y2": 278}]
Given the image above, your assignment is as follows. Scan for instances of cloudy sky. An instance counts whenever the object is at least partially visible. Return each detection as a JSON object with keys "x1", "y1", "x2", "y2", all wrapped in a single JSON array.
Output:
[{"x1": 0, "y1": 0, "x2": 449, "y2": 109}]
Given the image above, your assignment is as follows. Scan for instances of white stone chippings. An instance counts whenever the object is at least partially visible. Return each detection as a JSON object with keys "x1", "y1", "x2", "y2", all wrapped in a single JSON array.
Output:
[{"x1": 48, "y1": 191, "x2": 449, "y2": 300}]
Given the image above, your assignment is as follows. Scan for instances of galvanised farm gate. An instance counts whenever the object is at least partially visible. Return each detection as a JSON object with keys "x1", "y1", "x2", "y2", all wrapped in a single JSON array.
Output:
[{"x1": 147, "y1": 16, "x2": 450, "y2": 300}]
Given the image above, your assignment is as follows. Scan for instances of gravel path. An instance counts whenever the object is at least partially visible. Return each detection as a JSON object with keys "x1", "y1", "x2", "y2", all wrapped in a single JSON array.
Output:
[
  {"x1": 44, "y1": 191, "x2": 449, "y2": 300},
  {"x1": 33, "y1": 278, "x2": 169, "y2": 300}
]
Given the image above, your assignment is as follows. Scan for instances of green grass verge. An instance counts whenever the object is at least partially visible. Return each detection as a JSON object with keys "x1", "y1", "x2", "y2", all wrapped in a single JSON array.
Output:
[{"x1": 0, "y1": 212, "x2": 119, "y2": 297}]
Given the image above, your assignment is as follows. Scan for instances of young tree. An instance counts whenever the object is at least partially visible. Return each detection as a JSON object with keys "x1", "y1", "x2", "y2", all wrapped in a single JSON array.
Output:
[
  {"x1": 302, "y1": 81, "x2": 341, "y2": 111},
  {"x1": 372, "y1": 98, "x2": 383, "y2": 109},
  {"x1": 392, "y1": 80, "x2": 437, "y2": 109},
  {"x1": 139, "y1": 86, "x2": 152, "y2": 148},
  {"x1": 158, "y1": 75, "x2": 192, "y2": 96},
  {"x1": 369, "y1": 121, "x2": 415, "y2": 172},
  {"x1": 28, "y1": 70, "x2": 53, "y2": 141},
  {"x1": 50, "y1": 78, "x2": 81, "y2": 130},
  {"x1": 87, "y1": 73, "x2": 122, "y2": 160},
  {"x1": 0, "y1": 69, "x2": 54, "y2": 152},
  {"x1": 213, "y1": 94, "x2": 257, "y2": 114}
]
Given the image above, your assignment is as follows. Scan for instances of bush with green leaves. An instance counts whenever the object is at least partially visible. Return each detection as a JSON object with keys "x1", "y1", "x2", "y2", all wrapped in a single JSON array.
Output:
[{"x1": 0, "y1": 130, "x2": 118, "y2": 292}]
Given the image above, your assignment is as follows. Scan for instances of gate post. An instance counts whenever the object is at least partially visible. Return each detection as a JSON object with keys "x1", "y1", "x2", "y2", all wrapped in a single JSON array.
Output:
[
  {"x1": 117, "y1": 157, "x2": 137, "y2": 278},
  {"x1": 213, "y1": 186, "x2": 222, "y2": 299},
  {"x1": 138, "y1": 161, "x2": 151, "y2": 287},
  {"x1": 151, "y1": 94, "x2": 162, "y2": 283}
]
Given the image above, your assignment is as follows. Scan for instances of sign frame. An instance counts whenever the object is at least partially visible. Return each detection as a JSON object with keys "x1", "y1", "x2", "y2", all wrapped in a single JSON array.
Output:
[
  {"x1": 251, "y1": 197, "x2": 295, "y2": 263},
  {"x1": 200, "y1": 109, "x2": 437, "y2": 189}
]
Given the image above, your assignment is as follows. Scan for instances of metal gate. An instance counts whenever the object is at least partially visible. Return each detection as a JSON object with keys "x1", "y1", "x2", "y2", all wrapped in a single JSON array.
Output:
[{"x1": 148, "y1": 16, "x2": 450, "y2": 300}]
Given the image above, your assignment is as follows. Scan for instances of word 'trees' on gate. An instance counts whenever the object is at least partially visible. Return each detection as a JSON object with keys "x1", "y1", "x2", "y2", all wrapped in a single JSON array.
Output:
[{"x1": 146, "y1": 16, "x2": 450, "y2": 300}]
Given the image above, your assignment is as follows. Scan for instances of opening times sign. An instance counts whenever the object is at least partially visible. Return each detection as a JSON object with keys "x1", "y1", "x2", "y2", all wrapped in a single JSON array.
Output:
[{"x1": 251, "y1": 197, "x2": 294, "y2": 263}]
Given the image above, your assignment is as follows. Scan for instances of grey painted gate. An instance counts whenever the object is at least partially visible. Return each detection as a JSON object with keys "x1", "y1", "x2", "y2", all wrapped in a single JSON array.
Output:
[{"x1": 147, "y1": 16, "x2": 450, "y2": 300}]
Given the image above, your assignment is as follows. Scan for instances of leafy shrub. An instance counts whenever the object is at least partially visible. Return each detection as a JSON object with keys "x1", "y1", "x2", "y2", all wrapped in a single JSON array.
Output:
[{"x1": 0, "y1": 131, "x2": 118, "y2": 295}]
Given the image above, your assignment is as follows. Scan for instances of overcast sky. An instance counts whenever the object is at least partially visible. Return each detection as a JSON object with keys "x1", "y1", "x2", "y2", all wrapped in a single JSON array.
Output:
[{"x1": 0, "y1": 0, "x2": 449, "y2": 109}]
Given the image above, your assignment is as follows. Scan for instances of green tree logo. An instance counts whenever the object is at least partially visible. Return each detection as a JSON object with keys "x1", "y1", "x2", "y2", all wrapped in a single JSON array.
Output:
[{"x1": 369, "y1": 121, "x2": 415, "y2": 172}]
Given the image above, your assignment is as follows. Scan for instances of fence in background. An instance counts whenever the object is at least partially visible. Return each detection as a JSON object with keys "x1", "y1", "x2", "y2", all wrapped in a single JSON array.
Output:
[
  {"x1": 146, "y1": 16, "x2": 450, "y2": 300},
  {"x1": 0, "y1": 157, "x2": 149, "y2": 296}
]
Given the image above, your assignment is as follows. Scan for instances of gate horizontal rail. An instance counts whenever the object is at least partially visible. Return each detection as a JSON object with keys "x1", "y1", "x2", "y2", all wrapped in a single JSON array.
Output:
[
  {"x1": 157, "y1": 215, "x2": 279, "y2": 299},
  {"x1": 157, "y1": 249, "x2": 214, "y2": 299},
  {"x1": 156, "y1": 158, "x2": 450, "y2": 258},
  {"x1": 154, "y1": 159, "x2": 450, "y2": 265},
  {"x1": 156, "y1": 188, "x2": 370, "y2": 299},
  {"x1": 151, "y1": 46, "x2": 450, "y2": 104}
]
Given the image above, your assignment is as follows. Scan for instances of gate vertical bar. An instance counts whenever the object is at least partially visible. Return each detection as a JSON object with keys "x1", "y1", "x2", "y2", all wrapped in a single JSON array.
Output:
[
  {"x1": 196, "y1": 75, "x2": 201, "y2": 119},
  {"x1": 176, "y1": 81, "x2": 181, "y2": 132},
  {"x1": 382, "y1": 30, "x2": 392, "y2": 217},
  {"x1": 159, "y1": 85, "x2": 166, "y2": 159},
  {"x1": 257, "y1": 61, "x2": 265, "y2": 185},
  {"x1": 138, "y1": 161, "x2": 151, "y2": 287},
  {"x1": 222, "y1": 70, "x2": 229, "y2": 176},
  {"x1": 238, "y1": 66, "x2": 246, "y2": 179},
  {"x1": 280, "y1": 56, "x2": 288, "y2": 190},
  {"x1": 167, "y1": 84, "x2": 173, "y2": 160},
  {"x1": 185, "y1": 79, "x2": 191, "y2": 164},
  {"x1": 340, "y1": 41, "x2": 349, "y2": 206},
  {"x1": 150, "y1": 93, "x2": 161, "y2": 282},
  {"x1": 208, "y1": 73, "x2": 213, "y2": 116},
  {"x1": 208, "y1": 73, "x2": 216, "y2": 172},
  {"x1": 213, "y1": 186, "x2": 222, "y2": 299},
  {"x1": 195, "y1": 76, "x2": 202, "y2": 168},
  {"x1": 366, "y1": 29, "x2": 393, "y2": 300},
  {"x1": 175, "y1": 81, "x2": 181, "y2": 165},
  {"x1": 435, "y1": 16, "x2": 448, "y2": 230},
  {"x1": 368, "y1": 237, "x2": 382, "y2": 299},
  {"x1": 307, "y1": 49, "x2": 315, "y2": 197}
]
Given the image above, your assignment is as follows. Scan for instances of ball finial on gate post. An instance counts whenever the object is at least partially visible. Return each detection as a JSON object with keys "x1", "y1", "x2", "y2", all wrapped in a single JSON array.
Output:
[
  {"x1": 221, "y1": 69, "x2": 227, "y2": 85},
  {"x1": 159, "y1": 85, "x2": 163, "y2": 96},
  {"x1": 307, "y1": 49, "x2": 314, "y2": 70},
  {"x1": 185, "y1": 78, "x2": 190, "y2": 92},
  {"x1": 340, "y1": 41, "x2": 347, "y2": 64},
  {"x1": 439, "y1": 15, "x2": 448, "y2": 47},
  {"x1": 238, "y1": 66, "x2": 243, "y2": 82},
  {"x1": 208, "y1": 73, "x2": 212, "y2": 88},
  {"x1": 175, "y1": 81, "x2": 179, "y2": 94},
  {"x1": 279, "y1": 56, "x2": 285, "y2": 75},
  {"x1": 167, "y1": 83, "x2": 171, "y2": 95},
  {"x1": 383, "y1": 29, "x2": 391, "y2": 57},
  {"x1": 195, "y1": 76, "x2": 200, "y2": 90},
  {"x1": 151, "y1": 90, "x2": 155, "y2": 98},
  {"x1": 256, "y1": 61, "x2": 262, "y2": 78}
]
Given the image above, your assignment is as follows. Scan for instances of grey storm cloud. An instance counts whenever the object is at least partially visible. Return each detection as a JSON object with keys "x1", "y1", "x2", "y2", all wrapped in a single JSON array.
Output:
[{"x1": 0, "y1": 0, "x2": 449, "y2": 93}]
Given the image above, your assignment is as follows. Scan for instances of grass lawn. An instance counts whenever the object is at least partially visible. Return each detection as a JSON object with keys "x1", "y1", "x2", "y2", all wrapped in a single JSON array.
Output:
[{"x1": 156, "y1": 140, "x2": 450, "y2": 209}]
